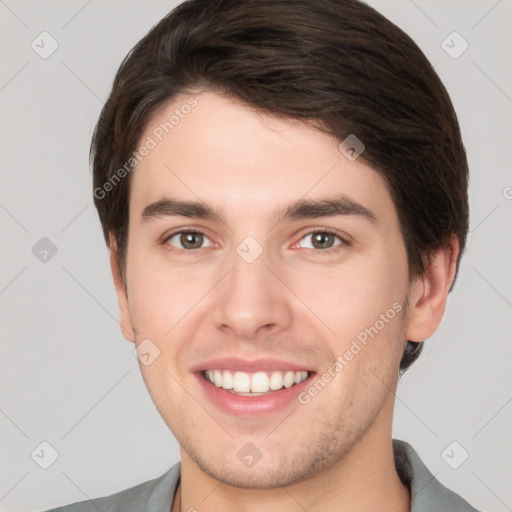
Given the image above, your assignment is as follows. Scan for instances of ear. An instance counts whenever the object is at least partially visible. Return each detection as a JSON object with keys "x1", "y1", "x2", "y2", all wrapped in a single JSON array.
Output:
[
  {"x1": 109, "y1": 233, "x2": 135, "y2": 343},
  {"x1": 405, "y1": 235, "x2": 460, "y2": 342}
]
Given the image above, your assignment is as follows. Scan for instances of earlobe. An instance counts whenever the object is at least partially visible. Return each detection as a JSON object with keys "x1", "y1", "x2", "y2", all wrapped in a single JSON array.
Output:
[
  {"x1": 405, "y1": 235, "x2": 460, "y2": 343},
  {"x1": 109, "y1": 233, "x2": 135, "y2": 343}
]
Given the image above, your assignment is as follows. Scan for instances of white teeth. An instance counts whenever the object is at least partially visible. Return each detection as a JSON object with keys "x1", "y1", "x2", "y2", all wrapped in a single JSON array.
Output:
[
  {"x1": 221, "y1": 370, "x2": 234, "y2": 389},
  {"x1": 251, "y1": 372, "x2": 269, "y2": 392},
  {"x1": 269, "y1": 371, "x2": 284, "y2": 390},
  {"x1": 283, "y1": 371, "x2": 295, "y2": 388},
  {"x1": 204, "y1": 369, "x2": 309, "y2": 393},
  {"x1": 233, "y1": 371, "x2": 251, "y2": 392},
  {"x1": 295, "y1": 371, "x2": 308, "y2": 384}
]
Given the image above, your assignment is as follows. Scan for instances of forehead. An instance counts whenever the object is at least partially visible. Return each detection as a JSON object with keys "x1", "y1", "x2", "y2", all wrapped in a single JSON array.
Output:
[{"x1": 129, "y1": 91, "x2": 394, "y2": 223}]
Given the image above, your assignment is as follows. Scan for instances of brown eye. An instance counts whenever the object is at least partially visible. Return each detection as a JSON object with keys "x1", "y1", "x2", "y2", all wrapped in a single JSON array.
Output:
[
  {"x1": 298, "y1": 231, "x2": 344, "y2": 250},
  {"x1": 166, "y1": 231, "x2": 211, "y2": 250}
]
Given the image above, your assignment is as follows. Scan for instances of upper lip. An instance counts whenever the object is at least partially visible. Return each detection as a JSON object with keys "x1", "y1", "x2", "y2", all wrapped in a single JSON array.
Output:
[{"x1": 190, "y1": 357, "x2": 315, "y2": 373}]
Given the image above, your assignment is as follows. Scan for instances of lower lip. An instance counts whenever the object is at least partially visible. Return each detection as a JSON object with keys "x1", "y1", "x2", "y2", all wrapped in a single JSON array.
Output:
[{"x1": 195, "y1": 372, "x2": 314, "y2": 417}]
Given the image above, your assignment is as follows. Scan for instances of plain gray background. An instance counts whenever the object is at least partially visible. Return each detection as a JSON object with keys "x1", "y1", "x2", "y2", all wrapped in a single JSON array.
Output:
[{"x1": 1, "y1": 1, "x2": 511, "y2": 511}]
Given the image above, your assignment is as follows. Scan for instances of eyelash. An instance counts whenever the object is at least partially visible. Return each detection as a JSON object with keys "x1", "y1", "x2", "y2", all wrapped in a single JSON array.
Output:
[{"x1": 161, "y1": 228, "x2": 350, "y2": 255}]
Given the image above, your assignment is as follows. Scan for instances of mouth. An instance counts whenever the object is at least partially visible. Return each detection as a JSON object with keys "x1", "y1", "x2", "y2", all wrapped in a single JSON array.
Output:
[{"x1": 192, "y1": 358, "x2": 315, "y2": 417}]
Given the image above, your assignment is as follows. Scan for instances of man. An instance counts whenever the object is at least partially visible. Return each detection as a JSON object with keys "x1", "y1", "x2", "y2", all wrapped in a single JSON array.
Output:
[{"x1": 45, "y1": 0, "x2": 481, "y2": 510}]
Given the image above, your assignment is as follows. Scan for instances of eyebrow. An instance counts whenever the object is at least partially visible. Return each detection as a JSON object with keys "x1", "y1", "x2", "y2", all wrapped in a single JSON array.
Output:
[{"x1": 141, "y1": 194, "x2": 377, "y2": 225}]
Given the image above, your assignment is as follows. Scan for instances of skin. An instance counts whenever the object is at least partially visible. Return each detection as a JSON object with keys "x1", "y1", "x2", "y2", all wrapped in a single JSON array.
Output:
[{"x1": 110, "y1": 91, "x2": 459, "y2": 512}]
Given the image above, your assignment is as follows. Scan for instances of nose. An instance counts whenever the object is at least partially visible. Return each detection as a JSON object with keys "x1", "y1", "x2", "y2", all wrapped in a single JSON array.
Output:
[{"x1": 211, "y1": 245, "x2": 293, "y2": 340}]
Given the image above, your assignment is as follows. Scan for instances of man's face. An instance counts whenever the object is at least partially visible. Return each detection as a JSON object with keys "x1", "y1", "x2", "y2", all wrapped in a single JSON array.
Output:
[{"x1": 118, "y1": 91, "x2": 414, "y2": 488}]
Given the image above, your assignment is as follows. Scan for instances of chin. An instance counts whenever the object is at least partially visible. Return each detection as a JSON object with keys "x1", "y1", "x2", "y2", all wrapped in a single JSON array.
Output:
[{"x1": 187, "y1": 441, "x2": 345, "y2": 490}]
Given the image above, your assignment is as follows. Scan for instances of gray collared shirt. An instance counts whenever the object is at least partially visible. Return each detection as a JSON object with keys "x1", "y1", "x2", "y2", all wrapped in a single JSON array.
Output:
[{"x1": 43, "y1": 439, "x2": 481, "y2": 511}]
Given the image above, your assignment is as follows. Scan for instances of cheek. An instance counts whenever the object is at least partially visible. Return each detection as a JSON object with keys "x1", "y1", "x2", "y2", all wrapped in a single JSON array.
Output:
[
  {"x1": 127, "y1": 248, "x2": 211, "y2": 333},
  {"x1": 293, "y1": 259, "x2": 405, "y2": 342},
  {"x1": 137, "y1": 356, "x2": 194, "y2": 431}
]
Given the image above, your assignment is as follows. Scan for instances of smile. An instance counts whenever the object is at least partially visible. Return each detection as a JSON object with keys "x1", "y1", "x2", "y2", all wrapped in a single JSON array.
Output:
[{"x1": 193, "y1": 358, "x2": 315, "y2": 417}]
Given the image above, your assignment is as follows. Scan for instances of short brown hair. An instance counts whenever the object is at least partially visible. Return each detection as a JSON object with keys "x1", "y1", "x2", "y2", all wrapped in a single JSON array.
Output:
[{"x1": 91, "y1": 0, "x2": 469, "y2": 373}]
